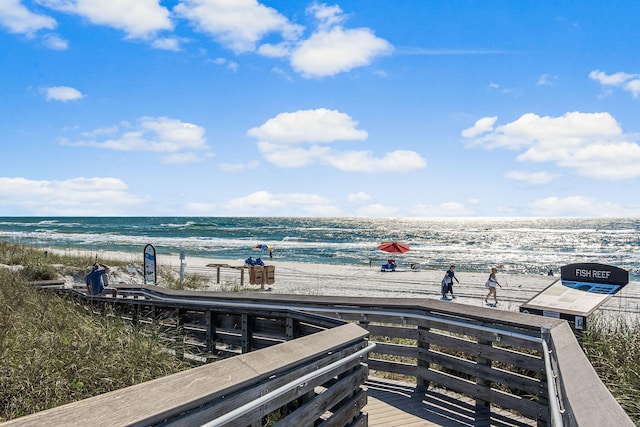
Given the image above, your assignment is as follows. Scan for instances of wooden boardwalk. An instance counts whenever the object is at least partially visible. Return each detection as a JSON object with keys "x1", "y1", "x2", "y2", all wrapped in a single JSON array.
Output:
[{"x1": 364, "y1": 379, "x2": 536, "y2": 427}]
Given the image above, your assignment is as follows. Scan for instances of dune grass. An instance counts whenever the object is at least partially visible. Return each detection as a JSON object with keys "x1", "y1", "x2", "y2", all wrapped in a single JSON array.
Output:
[
  {"x1": 581, "y1": 314, "x2": 640, "y2": 423},
  {"x1": 0, "y1": 244, "x2": 188, "y2": 422}
]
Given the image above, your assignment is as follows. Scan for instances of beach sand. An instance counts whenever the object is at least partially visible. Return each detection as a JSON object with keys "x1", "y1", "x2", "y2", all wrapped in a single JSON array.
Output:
[{"x1": 56, "y1": 249, "x2": 640, "y2": 318}]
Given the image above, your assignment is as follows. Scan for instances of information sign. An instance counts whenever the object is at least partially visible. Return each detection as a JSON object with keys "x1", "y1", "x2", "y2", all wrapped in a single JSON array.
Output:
[
  {"x1": 144, "y1": 244, "x2": 157, "y2": 285},
  {"x1": 520, "y1": 263, "x2": 629, "y2": 331}
]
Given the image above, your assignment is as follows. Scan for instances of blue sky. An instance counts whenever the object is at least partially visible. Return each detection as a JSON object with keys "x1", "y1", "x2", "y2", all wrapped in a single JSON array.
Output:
[{"x1": 1, "y1": 1, "x2": 639, "y2": 217}]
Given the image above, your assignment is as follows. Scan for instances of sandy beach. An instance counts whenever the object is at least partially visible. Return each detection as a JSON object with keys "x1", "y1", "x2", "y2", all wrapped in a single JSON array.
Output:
[{"x1": 57, "y1": 249, "x2": 640, "y2": 319}]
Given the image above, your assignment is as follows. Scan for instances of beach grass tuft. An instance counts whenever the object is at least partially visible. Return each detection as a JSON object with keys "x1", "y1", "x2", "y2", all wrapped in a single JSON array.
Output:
[
  {"x1": 0, "y1": 244, "x2": 188, "y2": 422},
  {"x1": 581, "y1": 314, "x2": 640, "y2": 422},
  {"x1": 159, "y1": 268, "x2": 208, "y2": 290}
]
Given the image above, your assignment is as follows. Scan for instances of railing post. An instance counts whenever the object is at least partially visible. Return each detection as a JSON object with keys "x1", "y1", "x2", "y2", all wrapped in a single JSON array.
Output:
[
  {"x1": 206, "y1": 310, "x2": 216, "y2": 354},
  {"x1": 475, "y1": 337, "x2": 493, "y2": 423},
  {"x1": 286, "y1": 316, "x2": 297, "y2": 340},
  {"x1": 242, "y1": 313, "x2": 253, "y2": 353},
  {"x1": 417, "y1": 324, "x2": 430, "y2": 388}
]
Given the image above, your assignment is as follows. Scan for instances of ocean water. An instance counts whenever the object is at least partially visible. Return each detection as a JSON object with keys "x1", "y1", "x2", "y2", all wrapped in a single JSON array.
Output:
[{"x1": 1, "y1": 217, "x2": 638, "y2": 282}]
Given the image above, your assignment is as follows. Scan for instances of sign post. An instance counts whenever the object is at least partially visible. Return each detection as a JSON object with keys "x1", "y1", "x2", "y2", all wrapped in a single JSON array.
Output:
[
  {"x1": 179, "y1": 250, "x2": 185, "y2": 284},
  {"x1": 144, "y1": 244, "x2": 157, "y2": 285}
]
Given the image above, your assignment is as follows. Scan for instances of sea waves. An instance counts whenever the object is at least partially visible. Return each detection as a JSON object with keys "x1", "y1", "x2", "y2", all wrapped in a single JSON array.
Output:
[{"x1": 1, "y1": 217, "x2": 638, "y2": 281}]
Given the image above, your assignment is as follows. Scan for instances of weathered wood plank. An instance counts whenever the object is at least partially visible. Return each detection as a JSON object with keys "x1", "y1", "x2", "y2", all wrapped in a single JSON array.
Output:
[
  {"x1": 369, "y1": 341, "x2": 417, "y2": 359},
  {"x1": 415, "y1": 318, "x2": 543, "y2": 352},
  {"x1": 367, "y1": 359, "x2": 417, "y2": 377},
  {"x1": 418, "y1": 367, "x2": 548, "y2": 421},
  {"x1": 420, "y1": 329, "x2": 544, "y2": 372},
  {"x1": 368, "y1": 323, "x2": 418, "y2": 340},
  {"x1": 316, "y1": 389, "x2": 368, "y2": 427},
  {"x1": 172, "y1": 347, "x2": 367, "y2": 426},
  {"x1": 419, "y1": 348, "x2": 545, "y2": 396},
  {"x1": 274, "y1": 367, "x2": 368, "y2": 426}
]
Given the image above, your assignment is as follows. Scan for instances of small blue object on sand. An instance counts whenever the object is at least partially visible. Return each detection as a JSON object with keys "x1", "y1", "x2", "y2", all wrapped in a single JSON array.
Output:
[{"x1": 380, "y1": 263, "x2": 395, "y2": 272}]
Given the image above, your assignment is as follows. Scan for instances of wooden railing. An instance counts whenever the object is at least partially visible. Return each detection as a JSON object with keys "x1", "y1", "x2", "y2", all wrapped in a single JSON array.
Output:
[
  {"x1": 142, "y1": 290, "x2": 632, "y2": 427},
  {"x1": 1, "y1": 289, "x2": 372, "y2": 427},
  {"x1": 7, "y1": 285, "x2": 634, "y2": 427}
]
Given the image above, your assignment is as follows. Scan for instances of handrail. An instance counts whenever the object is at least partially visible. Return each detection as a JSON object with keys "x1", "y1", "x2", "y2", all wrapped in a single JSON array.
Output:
[
  {"x1": 119, "y1": 289, "x2": 544, "y2": 343},
  {"x1": 541, "y1": 328, "x2": 565, "y2": 427},
  {"x1": 46, "y1": 286, "x2": 634, "y2": 425},
  {"x1": 201, "y1": 342, "x2": 376, "y2": 427}
]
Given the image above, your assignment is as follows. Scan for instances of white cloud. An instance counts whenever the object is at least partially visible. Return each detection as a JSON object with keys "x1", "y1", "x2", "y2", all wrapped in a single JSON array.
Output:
[
  {"x1": 152, "y1": 37, "x2": 182, "y2": 51},
  {"x1": 462, "y1": 111, "x2": 640, "y2": 180},
  {"x1": 174, "y1": 0, "x2": 390, "y2": 78},
  {"x1": 348, "y1": 191, "x2": 371, "y2": 204},
  {"x1": 218, "y1": 160, "x2": 260, "y2": 172},
  {"x1": 5, "y1": 1, "x2": 390, "y2": 78},
  {"x1": 210, "y1": 57, "x2": 239, "y2": 71},
  {"x1": 42, "y1": 33, "x2": 68, "y2": 50},
  {"x1": 0, "y1": 0, "x2": 56, "y2": 35},
  {"x1": 290, "y1": 26, "x2": 392, "y2": 78},
  {"x1": 44, "y1": 86, "x2": 84, "y2": 102},
  {"x1": 625, "y1": 79, "x2": 640, "y2": 98},
  {"x1": 504, "y1": 170, "x2": 556, "y2": 185},
  {"x1": 589, "y1": 69, "x2": 640, "y2": 98},
  {"x1": 461, "y1": 116, "x2": 497, "y2": 138},
  {"x1": 256, "y1": 142, "x2": 329, "y2": 168},
  {"x1": 249, "y1": 108, "x2": 426, "y2": 173},
  {"x1": 528, "y1": 196, "x2": 632, "y2": 217},
  {"x1": 163, "y1": 151, "x2": 214, "y2": 165},
  {"x1": 258, "y1": 42, "x2": 291, "y2": 58},
  {"x1": 0, "y1": 176, "x2": 145, "y2": 216},
  {"x1": 323, "y1": 149, "x2": 426, "y2": 172},
  {"x1": 589, "y1": 70, "x2": 636, "y2": 86},
  {"x1": 174, "y1": 0, "x2": 302, "y2": 53},
  {"x1": 248, "y1": 108, "x2": 368, "y2": 143},
  {"x1": 60, "y1": 116, "x2": 213, "y2": 164},
  {"x1": 537, "y1": 74, "x2": 557, "y2": 86},
  {"x1": 38, "y1": 0, "x2": 172, "y2": 39}
]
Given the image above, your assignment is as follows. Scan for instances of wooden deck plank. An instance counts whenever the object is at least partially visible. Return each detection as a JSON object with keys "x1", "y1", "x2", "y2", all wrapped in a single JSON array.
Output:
[{"x1": 364, "y1": 378, "x2": 537, "y2": 427}]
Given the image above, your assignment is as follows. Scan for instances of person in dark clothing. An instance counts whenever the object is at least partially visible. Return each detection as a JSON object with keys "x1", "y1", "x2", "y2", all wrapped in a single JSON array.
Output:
[
  {"x1": 86, "y1": 263, "x2": 116, "y2": 297},
  {"x1": 441, "y1": 265, "x2": 460, "y2": 299}
]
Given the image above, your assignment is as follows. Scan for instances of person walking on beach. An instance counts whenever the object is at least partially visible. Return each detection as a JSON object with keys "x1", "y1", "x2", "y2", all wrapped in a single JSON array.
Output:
[
  {"x1": 484, "y1": 267, "x2": 502, "y2": 305},
  {"x1": 86, "y1": 263, "x2": 116, "y2": 297},
  {"x1": 442, "y1": 265, "x2": 460, "y2": 299}
]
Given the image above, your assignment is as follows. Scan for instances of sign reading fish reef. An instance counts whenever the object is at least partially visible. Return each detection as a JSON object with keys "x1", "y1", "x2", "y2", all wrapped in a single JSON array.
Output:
[
  {"x1": 144, "y1": 244, "x2": 157, "y2": 285},
  {"x1": 560, "y1": 263, "x2": 629, "y2": 294},
  {"x1": 520, "y1": 263, "x2": 629, "y2": 331}
]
